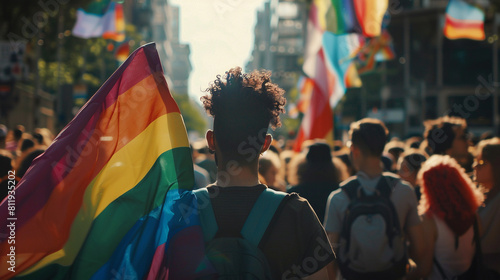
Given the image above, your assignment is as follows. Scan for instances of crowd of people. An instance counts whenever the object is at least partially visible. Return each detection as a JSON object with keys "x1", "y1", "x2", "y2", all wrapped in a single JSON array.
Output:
[
  {"x1": 189, "y1": 67, "x2": 499, "y2": 279},
  {"x1": 0, "y1": 124, "x2": 54, "y2": 199},
  {"x1": 190, "y1": 116, "x2": 500, "y2": 277},
  {"x1": 1, "y1": 67, "x2": 499, "y2": 279}
]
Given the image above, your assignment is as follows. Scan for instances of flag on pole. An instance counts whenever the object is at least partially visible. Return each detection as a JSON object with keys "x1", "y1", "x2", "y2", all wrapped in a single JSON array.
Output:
[
  {"x1": 289, "y1": 76, "x2": 314, "y2": 118},
  {"x1": 294, "y1": 49, "x2": 334, "y2": 152},
  {"x1": 375, "y1": 29, "x2": 396, "y2": 61},
  {"x1": 115, "y1": 42, "x2": 130, "y2": 63},
  {"x1": 356, "y1": 29, "x2": 396, "y2": 74},
  {"x1": 0, "y1": 43, "x2": 214, "y2": 279},
  {"x1": 303, "y1": 0, "x2": 327, "y2": 78},
  {"x1": 303, "y1": 0, "x2": 389, "y2": 77},
  {"x1": 352, "y1": 0, "x2": 389, "y2": 37},
  {"x1": 72, "y1": 1, "x2": 125, "y2": 42},
  {"x1": 322, "y1": 32, "x2": 363, "y2": 108},
  {"x1": 444, "y1": 0, "x2": 485, "y2": 41}
]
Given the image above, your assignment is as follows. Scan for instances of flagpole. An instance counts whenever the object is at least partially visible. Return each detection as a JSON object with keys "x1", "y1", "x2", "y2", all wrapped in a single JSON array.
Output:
[
  {"x1": 493, "y1": 14, "x2": 499, "y2": 135},
  {"x1": 437, "y1": 14, "x2": 444, "y2": 87},
  {"x1": 56, "y1": 11, "x2": 64, "y2": 130},
  {"x1": 404, "y1": 16, "x2": 410, "y2": 88}
]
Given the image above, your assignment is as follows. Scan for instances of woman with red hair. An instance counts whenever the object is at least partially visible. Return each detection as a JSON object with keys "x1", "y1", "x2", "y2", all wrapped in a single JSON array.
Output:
[
  {"x1": 416, "y1": 155, "x2": 483, "y2": 279},
  {"x1": 474, "y1": 137, "x2": 500, "y2": 274}
]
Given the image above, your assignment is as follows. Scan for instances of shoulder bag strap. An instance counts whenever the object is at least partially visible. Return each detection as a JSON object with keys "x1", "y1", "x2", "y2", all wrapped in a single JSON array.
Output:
[
  {"x1": 241, "y1": 188, "x2": 286, "y2": 246},
  {"x1": 193, "y1": 188, "x2": 218, "y2": 243}
]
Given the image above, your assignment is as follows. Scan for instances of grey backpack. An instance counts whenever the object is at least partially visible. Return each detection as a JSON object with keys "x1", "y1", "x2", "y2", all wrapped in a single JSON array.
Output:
[{"x1": 338, "y1": 173, "x2": 408, "y2": 280}]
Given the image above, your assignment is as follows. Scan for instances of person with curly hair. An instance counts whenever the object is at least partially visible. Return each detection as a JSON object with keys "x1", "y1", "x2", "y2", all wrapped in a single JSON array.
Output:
[
  {"x1": 198, "y1": 67, "x2": 335, "y2": 279},
  {"x1": 415, "y1": 155, "x2": 483, "y2": 279},
  {"x1": 474, "y1": 137, "x2": 500, "y2": 274}
]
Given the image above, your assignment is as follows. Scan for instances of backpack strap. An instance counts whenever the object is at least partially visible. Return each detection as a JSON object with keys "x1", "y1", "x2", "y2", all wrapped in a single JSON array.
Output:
[
  {"x1": 375, "y1": 173, "x2": 399, "y2": 198},
  {"x1": 340, "y1": 176, "x2": 361, "y2": 200},
  {"x1": 193, "y1": 188, "x2": 218, "y2": 243},
  {"x1": 433, "y1": 257, "x2": 450, "y2": 280},
  {"x1": 241, "y1": 188, "x2": 287, "y2": 246}
]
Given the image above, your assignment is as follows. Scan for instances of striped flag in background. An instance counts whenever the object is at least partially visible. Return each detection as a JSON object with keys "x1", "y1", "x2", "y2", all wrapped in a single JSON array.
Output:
[
  {"x1": 0, "y1": 43, "x2": 214, "y2": 280},
  {"x1": 444, "y1": 0, "x2": 485, "y2": 41},
  {"x1": 72, "y1": 1, "x2": 125, "y2": 42}
]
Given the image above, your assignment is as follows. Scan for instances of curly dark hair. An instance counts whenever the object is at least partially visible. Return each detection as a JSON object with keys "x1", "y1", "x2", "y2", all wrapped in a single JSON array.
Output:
[{"x1": 201, "y1": 67, "x2": 286, "y2": 165}]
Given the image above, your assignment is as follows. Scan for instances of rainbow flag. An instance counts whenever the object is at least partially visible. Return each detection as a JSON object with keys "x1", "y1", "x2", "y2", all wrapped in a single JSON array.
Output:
[
  {"x1": 321, "y1": 0, "x2": 388, "y2": 37},
  {"x1": 322, "y1": 32, "x2": 363, "y2": 108},
  {"x1": 356, "y1": 29, "x2": 396, "y2": 74},
  {"x1": 72, "y1": 1, "x2": 125, "y2": 42},
  {"x1": 444, "y1": 0, "x2": 485, "y2": 41},
  {"x1": 375, "y1": 30, "x2": 396, "y2": 62},
  {"x1": 352, "y1": 0, "x2": 389, "y2": 37},
  {"x1": 0, "y1": 44, "x2": 214, "y2": 279},
  {"x1": 303, "y1": 0, "x2": 387, "y2": 78}
]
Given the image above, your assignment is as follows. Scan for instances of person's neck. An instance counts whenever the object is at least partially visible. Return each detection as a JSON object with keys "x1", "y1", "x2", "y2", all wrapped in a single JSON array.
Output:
[
  {"x1": 215, "y1": 161, "x2": 260, "y2": 187},
  {"x1": 358, "y1": 157, "x2": 384, "y2": 179}
]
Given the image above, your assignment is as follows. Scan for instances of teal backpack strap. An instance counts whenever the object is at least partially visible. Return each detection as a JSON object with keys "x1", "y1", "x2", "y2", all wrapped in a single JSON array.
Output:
[
  {"x1": 193, "y1": 188, "x2": 218, "y2": 243},
  {"x1": 241, "y1": 188, "x2": 287, "y2": 246}
]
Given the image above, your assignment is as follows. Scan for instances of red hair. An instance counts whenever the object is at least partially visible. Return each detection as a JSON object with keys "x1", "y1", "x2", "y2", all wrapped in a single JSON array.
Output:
[{"x1": 418, "y1": 155, "x2": 483, "y2": 236}]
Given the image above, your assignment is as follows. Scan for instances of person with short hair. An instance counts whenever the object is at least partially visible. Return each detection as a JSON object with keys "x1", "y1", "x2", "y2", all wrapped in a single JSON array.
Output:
[
  {"x1": 324, "y1": 118, "x2": 426, "y2": 280},
  {"x1": 398, "y1": 149, "x2": 428, "y2": 201},
  {"x1": 199, "y1": 67, "x2": 335, "y2": 279},
  {"x1": 423, "y1": 116, "x2": 470, "y2": 170},
  {"x1": 5, "y1": 125, "x2": 24, "y2": 152},
  {"x1": 258, "y1": 150, "x2": 284, "y2": 192}
]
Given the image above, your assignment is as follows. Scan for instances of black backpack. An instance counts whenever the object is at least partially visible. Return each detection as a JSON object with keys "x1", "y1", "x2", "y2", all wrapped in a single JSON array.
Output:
[{"x1": 338, "y1": 173, "x2": 408, "y2": 280}]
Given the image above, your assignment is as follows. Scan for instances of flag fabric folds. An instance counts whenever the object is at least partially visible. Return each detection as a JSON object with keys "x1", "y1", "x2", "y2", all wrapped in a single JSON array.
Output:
[
  {"x1": 352, "y1": 0, "x2": 389, "y2": 37},
  {"x1": 72, "y1": 1, "x2": 125, "y2": 42},
  {"x1": 294, "y1": 49, "x2": 334, "y2": 151},
  {"x1": 289, "y1": 76, "x2": 314, "y2": 118},
  {"x1": 115, "y1": 42, "x2": 130, "y2": 64},
  {"x1": 444, "y1": 0, "x2": 485, "y2": 41},
  {"x1": 0, "y1": 43, "x2": 213, "y2": 279},
  {"x1": 356, "y1": 29, "x2": 395, "y2": 74},
  {"x1": 322, "y1": 32, "x2": 363, "y2": 108}
]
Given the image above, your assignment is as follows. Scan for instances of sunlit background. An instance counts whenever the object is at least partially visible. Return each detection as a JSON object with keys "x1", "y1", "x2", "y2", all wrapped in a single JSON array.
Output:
[{"x1": 1, "y1": 0, "x2": 499, "y2": 142}]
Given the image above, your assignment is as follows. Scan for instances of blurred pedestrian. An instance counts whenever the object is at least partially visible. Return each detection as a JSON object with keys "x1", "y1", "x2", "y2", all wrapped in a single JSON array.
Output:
[
  {"x1": 325, "y1": 118, "x2": 425, "y2": 280},
  {"x1": 423, "y1": 116, "x2": 470, "y2": 171},
  {"x1": 415, "y1": 155, "x2": 483, "y2": 279},
  {"x1": 474, "y1": 137, "x2": 500, "y2": 275},
  {"x1": 398, "y1": 149, "x2": 428, "y2": 201},
  {"x1": 258, "y1": 150, "x2": 285, "y2": 191},
  {"x1": 287, "y1": 142, "x2": 344, "y2": 222}
]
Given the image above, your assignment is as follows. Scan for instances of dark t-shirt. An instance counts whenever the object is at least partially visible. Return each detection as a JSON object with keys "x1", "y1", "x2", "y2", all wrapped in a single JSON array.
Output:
[
  {"x1": 287, "y1": 182, "x2": 339, "y2": 223},
  {"x1": 206, "y1": 184, "x2": 335, "y2": 279}
]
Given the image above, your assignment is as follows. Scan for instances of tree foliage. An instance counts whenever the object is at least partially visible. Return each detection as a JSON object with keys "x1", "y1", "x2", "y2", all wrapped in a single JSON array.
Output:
[{"x1": 172, "y1": 93, "x2": 208, "y2": 135}]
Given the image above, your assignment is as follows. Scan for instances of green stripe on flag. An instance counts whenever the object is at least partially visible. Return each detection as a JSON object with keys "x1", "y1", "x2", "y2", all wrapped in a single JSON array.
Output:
[{"x1": 15, "y1": 147, "x2": 194, "y2": 280}]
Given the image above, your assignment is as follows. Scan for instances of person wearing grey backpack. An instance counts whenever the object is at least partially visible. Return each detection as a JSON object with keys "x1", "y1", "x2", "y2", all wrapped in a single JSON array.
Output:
[{"x1": 324, "y1": 118, "x2": 427, "y2": 280}]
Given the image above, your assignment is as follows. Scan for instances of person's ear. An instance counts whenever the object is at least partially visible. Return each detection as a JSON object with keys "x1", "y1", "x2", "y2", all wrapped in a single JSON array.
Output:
[
  {"x1": 350, "y1": 144, "x2": 360, "y2": 158},
  {"x1": 261, "y1": 134, "x2": 273, "y2": 154},
  {"x1": 206, "y1": 130, "x2": 216, "y2": 152}
]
